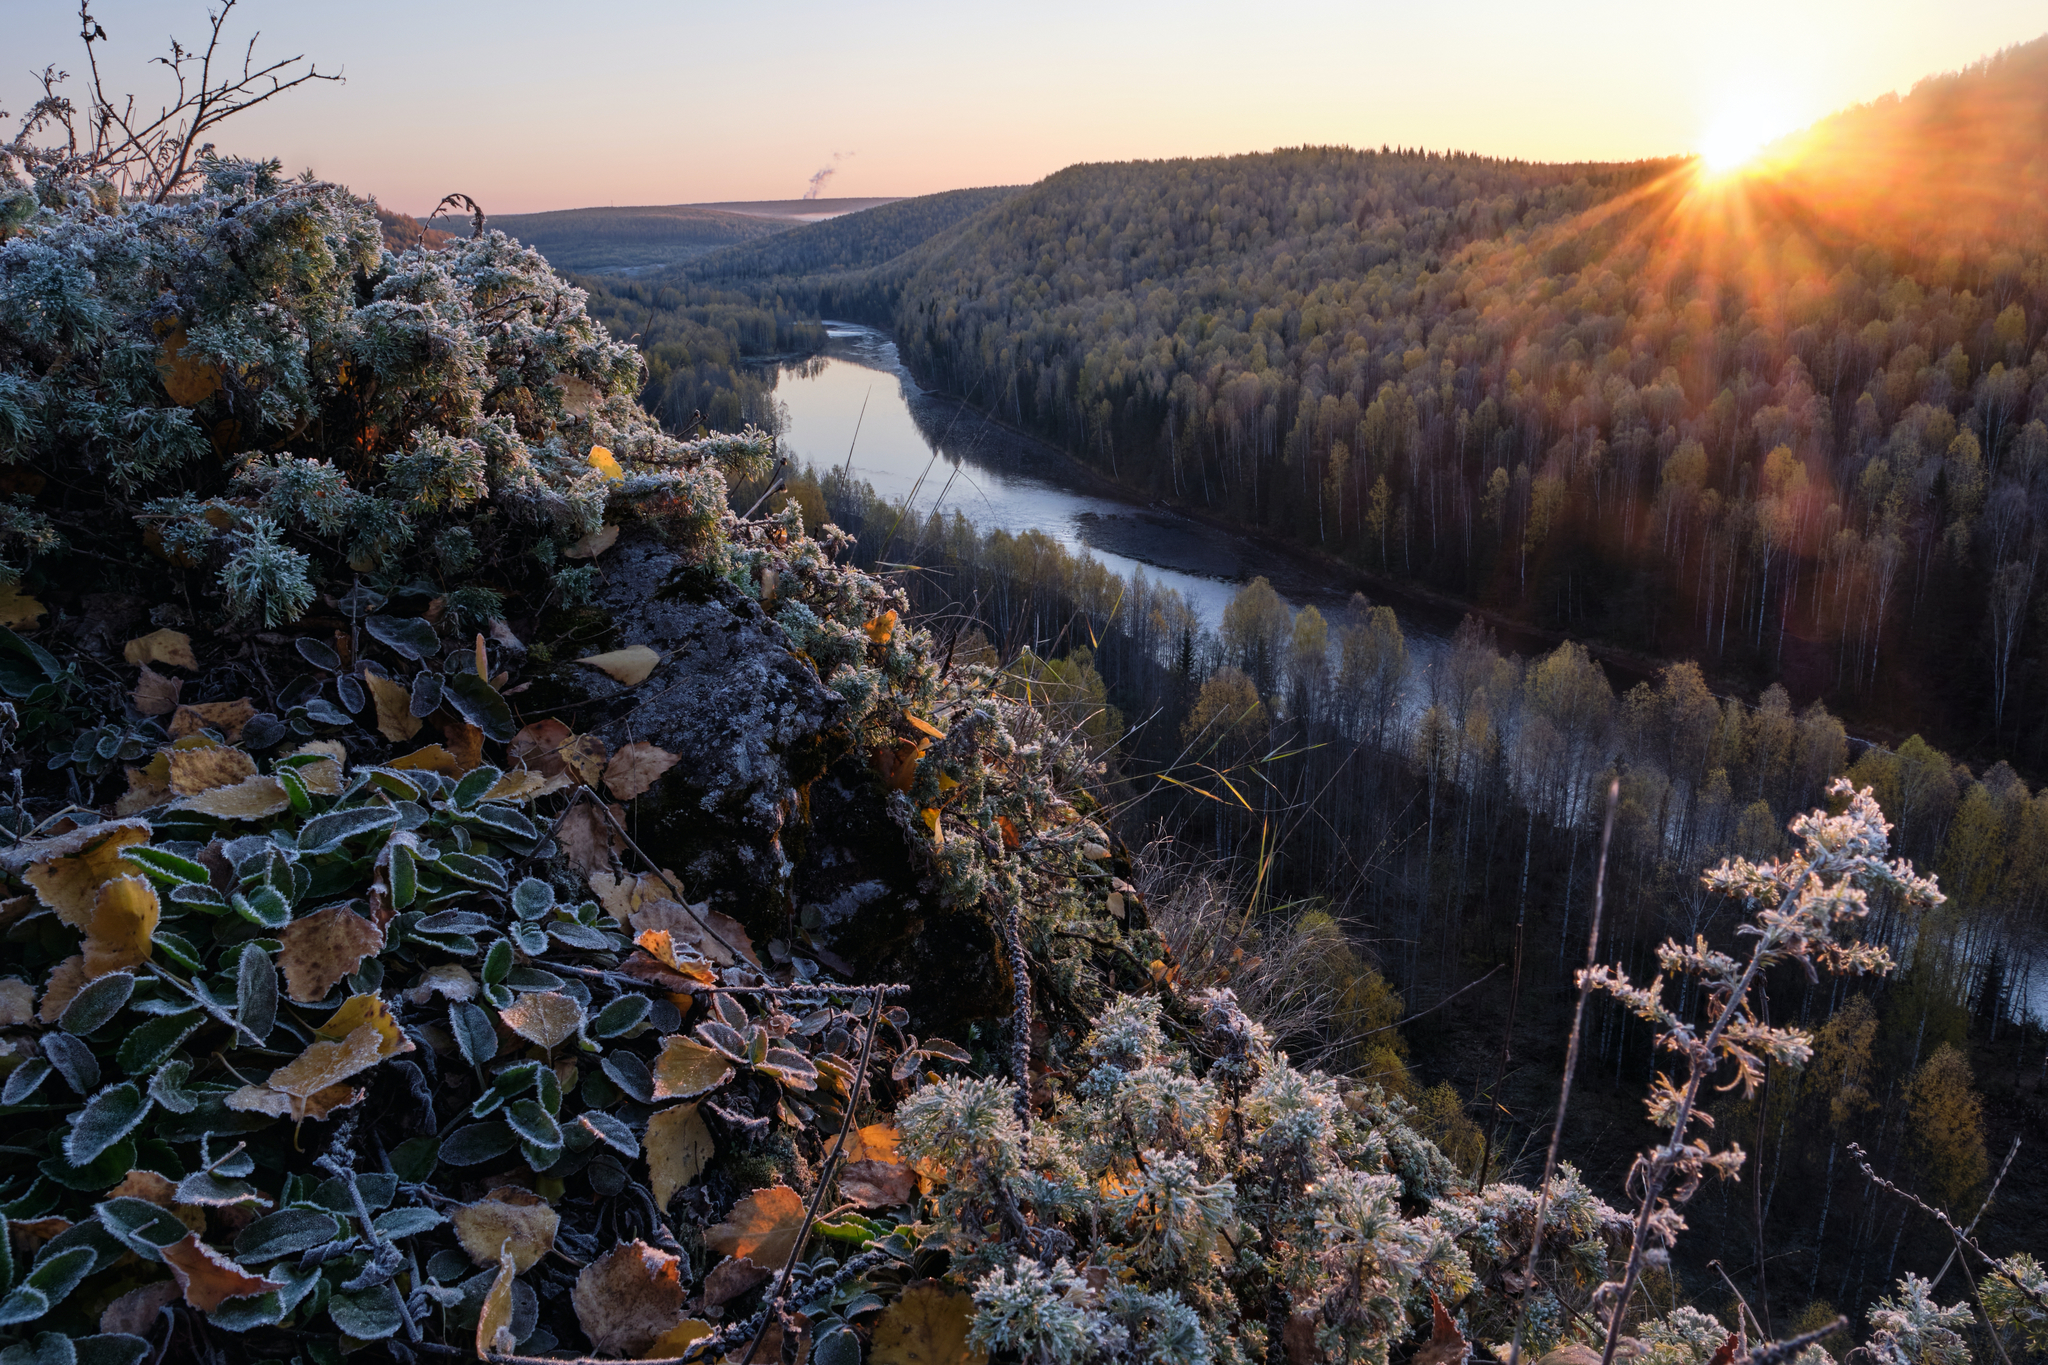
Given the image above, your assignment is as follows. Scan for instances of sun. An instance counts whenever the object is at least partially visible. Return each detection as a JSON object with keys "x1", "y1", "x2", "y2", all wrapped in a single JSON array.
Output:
[{"x1": 1698, "y1": 101, "x2": 1796, "y2": 176}]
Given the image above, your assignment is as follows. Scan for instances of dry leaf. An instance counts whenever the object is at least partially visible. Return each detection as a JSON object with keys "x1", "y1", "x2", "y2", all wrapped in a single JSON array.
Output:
[
  {"x1": 116, "y1": 762, "x2": 174, "y2": 816},
  {"x1": 703, "y1": 1185, "x2": 804, "y2": 1269},
  {"x1": 168, "y1": 698, "x2": 257, "y2": 742},
  {"x1": 176, "y1": 775, "x2": 289, "y2": 819},
  {"x1": 228, "y1": 994, "x2": 409, "y2": 1122},
  {"x1": 701, "y1": 1255, "x2": 771, "y2": 1308},
  {"x1": 163, "y1": 1234, "x2": 272, "y2": 1313},
  {"x1": 651, "y1": 1036, "x2": 735, "y2": 1101},
  {"x1": 287, "y1": 740, "x2": 348, "y2": 784},
  {"x1": 589, "y1": 869, "x2": 672, "y2": 923},
  {"x1": 588, "y1": 445, "x2": 625, "y2": 481},
  {"x1": 0, "y1": 978, "x2": 31, "y2": 1027},
  {"x1": 631, "y1": 899, "x2": 759, "y2": 968},
  {"x1": 106, "y1": 1171, "x2": 206, "y2": 1234},
  {"x1": 222, "y1": 1082, "x2": 362, "y2": 1123},
  {"x1": 83, "y1": 875, "x2": 158, "y2": 978},
  {"x1": 839, "y1": 1159, "x2": 917, "y2": 1209},
  {"x1": 560, "y1": 734, "x2": 609, "y2": 787},
  {"x1": 100, "y1": 1281, "x2": 181, "y2": 1337},
  {"x1": 905, "y1": 714, "x2": 946, "y2": 740},
  {"x1": 603, "y1": 741, "x2": 680, "y2": 801},
  {"x1": 645, "y1": 1104, "x2": 715, "y2": 1213},
  {"x1": 1705, "y1": 1335, "x2": 1741, "y2": 1365},
  {"x1": 453, "y1": 1187, "x2": 559, "y2": 1272},
  {"x1": 403, "y1": 964, "x2": 478, "y2": 1005},
  {"x1": 38, "y1": 956, "x2": 86, "y2": 1024},
  {"x1": 155, "y1": 322, "x2": 223, "y2": 406},
  {"x1": 648, "y1": 1319, "x2": 716, "y2": 1357},
  {"x1": 385, "y1": 744, "x2": 461, "y2": 776},
  {"x1": 870, "y1": 1281, "x2": 988, "y2": 1365},
  {"x1": 477, "y1": 1241, "x2": 518, "y2": 1357},
  {"x1": 564, "y1": 524, "x2": 620, "y2": 559},
  {"x1": 633, "y1": 929, "x2": 716, "y2": 986},
  {"x1": 559, "y1": 800, "x2": 626, "y2": 878},
  {"x1": 873, "y1": 737, "x2": 926, "y2": 794},
  {"x1": 365, "y1": 672, "x2": 422, "y2": 742},
  {"x1": 445, "y1": 721, "x2": 485, "y2": 774},
  {"x1": 483, "y1": 769, "x2": 556, "y2": 802},
  {"x1": 167, "y1": 745, "x2": 257, "y2": 795},
  {"x1": 0, "y1": 585, "x2": 44, "y2": 630},
  {"x1": 123, "y1": 628, "x2": 197, "y2": 671},
  {"x1": 508, "y1": 719, "x2": 572, "y2": 777},
  {"x1": 1412, "y1": 1292, "x2": 1470, "y2": 1365},
  {"x1": 571, "y1": 1240, "x2": 686, "y2": 1357},
  {"x1": 277, "y1": 905, "x2": 384, "y2": 1003},
  {"x1": 24, "y1": 821, "x2": 151, "y2": 927},
  {"x1": 576, "y1": 645, "x2": 660, "y2": 686},
  {"x1": 863, "y1": 610, "x2": 897, "y2": 644},
  {"x1": 499, "y1": 992, "x2": 585, "y2": 1051},
  {"x1": 997, "y1": 815, "x2": 1021, "y2": 849},
  {"x1": 132, "y1": 666, "x2": 182, "y2": 716},
  {"x1": 826, "y1": 1123, "x2": 902, "y2": 1166}
]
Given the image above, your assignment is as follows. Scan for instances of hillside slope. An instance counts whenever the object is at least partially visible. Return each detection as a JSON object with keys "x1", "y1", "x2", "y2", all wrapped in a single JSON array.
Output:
[{"x1": 680, "y1": 184, "x2": 1024, "y2": 282}]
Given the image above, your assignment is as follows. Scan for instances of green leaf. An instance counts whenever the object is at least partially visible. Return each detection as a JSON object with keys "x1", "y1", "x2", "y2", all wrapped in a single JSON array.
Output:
[
  {"x1": 94, "y1": 1197, "x2": 190, "y2": 1259},
  {"x1": 297, "y1": 805, "x2": 400, "y2": 854},
  {"x1": 371, "y1": 1207, "x2": 445, "y2": 1240},
  {"x1": 590, "y1": 995, "x2": 651, "y2": 1038},
  {"x1": 120, "y1": 846, "x2": 210, "y2": 889},
  {"x1": 152, "y1": 928, "x2": 206, "y2": 968},
  {"x1": 481, "y1": 938, "x2": 513, "y2": 985},
  {"x1": 442, "y1": 671, "x2": 516, "y2": 741},
  {"x1": 39, "y1": 1138, "x2": 134, "y2": 1190},
  {"x1": 0, "y1": 1246, "x2": 95, "y2": 1323},
  {"x1": 511, "y1": 923, "x2": 550, "y2": 955},
  {"x1": 813, "y1": 1324, "x2": 863, "y2": 1365},
  {"x1": 1, "y1": 1059, "x2": 50, "y2": 1106},
  {"x1": 505, "y1": 1099, "x2": 561, "y2": 1148},
  {"x1": 235, "y1": 941, "x2": 277, "y2": 1044},
  {"x1": 234, "y1": 1208, "x2": 346, "y2": 1262},
  {"x1": 438, "y1": 1122, "x2": 517, "y2": 1166},
  {"x1": 511, "y1": 877, "x2": 554, "y2": 920},
  {"x1": 328, "y1": 1283, "x2": 405, "y2": 1340},
  {"x1": 577, "y1": 1110, "x2": 639, "y2": 1157},
  {"x1": 437, "y1": 851, "x2": 508, "y2": 891},
  {"x1": 73, "y1": 1333, "x2": 152, "y2": 1365},
  {"x1": 364, "y1": 615, "x2": 440, "y2": 661},
  {"x1": 145, "y1": 1060, "x2": 196, "y2": 1115},
  {"x1": 64, "y1": 1084, "x2": 150, "y2": 1165},
  {"x1": 41, "y1": 1034, "x2": 99, "y2": 1095},
  {"x1": 278, "y1": 764, "x2": 310, "y2": 816},
  {"x1": 389, "y1": 1135, "x2": 439, "y2": 1182},
  {"x1": 450, "y1": 1002, "x2": 497, "y2": 1067},
  {"x1": 451, "y1": 765, "x2": 503, "y2": 809},
  {"x1": 117, "y1": 1010, "x2": 204, "y2": 1076},
  {"x1": 388, "y1": 837, "x2": 418, "y2": 909},
  {"x1": 60, "y1": 972, "x2": 133, "y2": 1035},
  {"x1": 0, "y1": 1287, "x2": 49, "y2": 1329},
  {"x1": 231, "y1": 886, "x2": 291, "y2": 930},
  {"x1": 465, "y1": 804, "x2": 538, "y2": 843}
]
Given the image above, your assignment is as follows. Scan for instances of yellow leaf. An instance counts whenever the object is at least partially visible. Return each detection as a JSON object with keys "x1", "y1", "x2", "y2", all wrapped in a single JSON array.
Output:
[
  {"x1": 123, "y1": 628, "x2": 197, "y2": 671},
  {"x1": 365, "y1": 672, "x2": 421, "y2": 743},
  {"x1": 229, "y1": 995, "x2": 410, "y2": 1122},
  {"x1": 588, "y1": 445, "x2": 625, "y2": 481},
  {"x1": 702, "y1": 1185, "x2": 805, "y2": 1268},
  {"x1": 564, "y1": 524, "x2": 620, "y2": 559},
  {"x1": 920, "y1": 808, "x2": 942, "y2": 843},
  {"x1": 863, "y1": 610, "x2": 897, "y2": 644},
  {"x1": 603, "y1": 741, "x2": 681, "y2": 801},
  {"x1": 645, "y1": 1104, "x2": 715, "y2": 1213},
  {"x1": 869, "y1": 1281, "x2": 988, "y2": 1365},
  {"x1": 476, "y1": 1241, "x2": 518, "y2": 1358},
  {"x1": 906, "y1": 714, "x2": 946, "y2": 739},
  {"x1": 560, "y1": 733, "x2": 610, "y2": 787},
  {"x1": 499, "y1": 991, "x2": 585, "y2": 1051},
  {"x1": 0, "y1": 584, "x2": 44, "y2": 630},
  {"x1": 576, "y1": 645, "x2": 660, "y2": 686},
  {"x1": 176, "y1": 775, "x2": 289, "y2": 820},
  {"x1": 589, "y1": 869, "x2": 669, "y2": 923},
  {"x1": 24, "y1": 821, "x2": 152, "y2": 928},
  {"x1": 482, "y1": 769, "x2": 554, "y2": 802},
  {"x1": 475, "y1": 632, "x2": 488, "y2": 680},
  {"x1": 825, "y1": 1123, "x2": 902, "y2": 1167},
  {"x1": 276, "y1": 905, "x2": 384, "y2": 1003},
  {"x1": 285, "y1": 742, "x2": 347, "y2": 792},
  {"x1": 168, "y1": 698, "x2": 257, "y2": 743},
  {"x1": 650, "y1": 1036, "x2": 735, "y2": 1101},
  {"x1": 630, "y1": 899, "x2": 759, "y2": 969},
  {"x1": 315, "y1": 993, "x2": 409, "y2": 1054},
  {"x1": 646, "y1": 1319, "x2": 715, "y2": 1358},
  {"x1": 155, "y1": 322, "x2": 223, "y2": 407},
  {"x1": 571, "y1": 1240, "x2": 688, "y2": 1358},
  {"x1": 83, "y1": 875, "x2": 158, "y2": 977},
  {"x1": 385, "y1": 744, "x2": 461, "y2": 776},
  {"x1": 936, "y1": 772, "x2": 960, "y2": 794},
  {"x1": 167, "y1": 745, "x2": 257, "y2": 796},
  {"x1": 38, "y1": 956, "x2": 86, "y2": 1024},
  {"x1": 453, "y1": 1187, "x2": 559, "y2": 1272}
]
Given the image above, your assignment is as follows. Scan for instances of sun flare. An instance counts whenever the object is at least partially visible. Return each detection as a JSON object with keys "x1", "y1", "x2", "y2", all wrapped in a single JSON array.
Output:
[{"x1": 1699, "y1": 102, "x2": 1796, "y2": 175}]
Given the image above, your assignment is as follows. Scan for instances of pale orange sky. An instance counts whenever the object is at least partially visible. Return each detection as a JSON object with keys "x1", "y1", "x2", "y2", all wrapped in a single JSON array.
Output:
[{"x1": 6, "y1": 1, "x2": 2043, "y2": 214}]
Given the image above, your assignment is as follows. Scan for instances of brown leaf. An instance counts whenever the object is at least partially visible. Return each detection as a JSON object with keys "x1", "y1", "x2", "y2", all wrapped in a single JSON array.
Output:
[
  {"x1": 651, "y1": 1036, "x2": 735, "y2": 1101},
  {"x1": 124, "y1": 628, "x2": 197, "y2": 671},
  {"x1": 576, "y1": 645, "x2": 660, "y2": 686},
  {"x1": 1284, "y1": 1311, "x2": 1325, "y2": 1365},
  {"x1": 23, "y1": 821, "x2": 151, "y2": 927},
  {"x1": 0, "y1": 978, "x2": 31, "y2": 1027},
  {"x1": 508, "y1": 719, "x2": 572, "y2": 777},
  {"x1": 132, "y1": 666, "x2": 183, "y2": 716},
  {"x1": 384, "y1": 743, "x2": 462, "y2": 776},
  {"x1": 116, "y1": 760, "x2": 174, "y2": 816},
  {"x1": 38, "y1": 956, "x2": 86, "y2": 1024},
  {"x1": 1410, "y1": 1292, "x2": 1469, "y2": 1365},
  {"x1": 222, "y1": 1082, "x2": 363, "y2": 1122},
  {"x1": 365, "y1": 671, "x2": 422, "y2": 742},
  {"x1": 571, "y1": 1239, "x2": 687, "y2": 1357},
  {"x1": 83, "y1": 875, "x2": 158, "y2": 978},
  {"x1": 100, "y1": 1281, "x2": 180, "y2": 1336},
  {"x1": 589, "y1": 869, "x2": 671, "y2": 923},
  {"x1": 1706, "y1": 1335, "x2": 1741, "y2": 1365},
  {"x1": 168, "y1": 698, "x2": 257, "y2": 742},
  {"x1": 444, "y1": 721, "x2": 485, "y2": 774},
  {"x1": 826, "y1": 1123, "x2": 902, "y2": 1166},
  {"x1": 559, "y1": 800, "x2": 626, "y2": 878},
  {"x1": 163, "y1": 1234, "x2": 271, "y2": 1313},
  {"x1": 870, "y1": 1281, "x2": 988, "y2": 1365},
  {"x1": 560, "y1": 733, "x2": 610, "y2": 787},
  {"x1": 838, "y1": 1159, "x2": 916, "y2": 1209},
  {"x1": 564, "y1": 524, "x2": 620, "y2": 559},
  {"x1": 286, "y1": 741, "x2": 347, "y2": 791},
  {"x1": 631, "y1": 898, "x2": 759, "y2": 968},
  {"x1": 645, "y1": 1104, "x2": 715, "y2": 1213},
  {"x1": 177, "y1": 775, "x2": 289, "y2": 819},
  {"x1": 703, "y1": 1185, "x2": 804, "y2": 1269},
  {"x1": 499, "y1": 991, "x2": 585, "y2": 1051},
  {"x1": 156, "y1": 322, "x2": 223, "y2": 406},
  {"x1": 700, "y1": 1255, "x2": 771, "y2": 1309},
  {"x1": 872, "y1": 737, "x2": 926, "y2": 793},
  {"x1": 277, "y1": 905, "x2": 385, "y2": 1003},
  {"x1": 227, "y1": 993, "x2": 410, "y2": 1121},
  {"x1": 476, "y1": 1241, "x2": 518, "y2": 1357},
  {"x1": 167, "y1": 744, "x2": 257, "y2": 795},
  {"x1": 105, "y1": 1171, "x2": 206, "y2": 1234},
  {"x1": 453, "y1": 1187, "x2": 560, "y2": 1272},
  {"x1": 603, "y1": 740, "x2": 680, "y2": 801}
]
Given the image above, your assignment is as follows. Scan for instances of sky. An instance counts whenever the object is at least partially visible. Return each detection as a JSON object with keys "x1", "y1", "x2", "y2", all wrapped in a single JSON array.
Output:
[{"x1": 5, "y1": 0, "x2": 2044, "y2": 215}]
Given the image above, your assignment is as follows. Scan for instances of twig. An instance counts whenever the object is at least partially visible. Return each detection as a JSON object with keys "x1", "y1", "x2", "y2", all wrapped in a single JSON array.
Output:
[
  {"x1": 566, "y1": 787, "x2": 750, "y2": 966},
  {"x1": 1739, "y1": 1318, "x2": 1848, "y2": 1365},
  {"x1": 1354, "y1": 963, "x2": 1505, "y2": 1039},
  {"x1": 1930, "y1": 1135, "x2": 2019, "y2": 1293},
  {"x1": 147, "y1": 961, "x2": 265, "y2": 1047},
  {"x1": 1848, "y1": 1143, "x2": 2047, "y2": 1312},
  {"x1": 1507, "y1": 776, "x2": 1618, "y2": 1365}
]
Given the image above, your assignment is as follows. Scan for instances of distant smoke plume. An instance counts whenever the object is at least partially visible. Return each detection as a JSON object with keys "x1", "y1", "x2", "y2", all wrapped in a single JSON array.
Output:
[{"x1": 802, "y1": 150, "x2": 856, "y2": 201}]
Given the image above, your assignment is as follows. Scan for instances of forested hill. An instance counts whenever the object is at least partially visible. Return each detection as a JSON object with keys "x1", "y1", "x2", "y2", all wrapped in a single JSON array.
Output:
[
  {"x1": 680, "y1": 184, "x2": 1024, "y2": 283},
  {"x1": 874, "y1": 41, "x2": 2048, "y2": 767}
]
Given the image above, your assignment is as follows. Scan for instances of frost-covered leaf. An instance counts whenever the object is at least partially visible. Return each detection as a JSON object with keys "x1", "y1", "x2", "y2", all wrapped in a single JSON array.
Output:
[
  {"x1": 60, "y1": 971, "x2": 133, "y2": 1035},
  {"x1": 577, "y1": 1111, "x2": 639, "y2": 1157},
  {"x1": 572, "y1": 1240, "x2": 686, "y2": 1357},
  {"x1": 589, "y1": 994, "x2": 650, "y2": 1038},
  {"x1": 327, "y1": 1283, "x2": 404, "y2": 1340},
  {"x1": 277, "y1": 905, "x2": 383, "y2": 1003},
  {"x1": 499, "y1": 992, "x2": 583, "y2": 1051},
  {"x1": 296, "y1": 804, "x2": 399, "y2": 854},
  {"x1": 651, "y1": 1037, "x2": 735, "y2": 1100},
  {"x1": 176, "y1": 775, "x2": 288, "y2": 819},
  {"x1": 703, "y1": 1185, "x2": 804, "y2": 1267},
  {"x1": 443, "y1": 672, "x2": 515, "y2": 741},
  {"x1": 364, "y1": 615, "x2": 439, "y2": 662},
  {"x1": 22, "y1": 822, "x2": 152, "y2": 928},
  {"x1": 166, "y1": 745, "x2": 257, "y2": 796},
  {"x1": 646, "y1": 1104, "x2": 715, "y2": 1212},
  {"x1": 870, "y1": 1282, "x2": 986, "y2": 1365},
  {"x1": 602, "y1": 740, "x2": 680, "y2": 801},
  {"x1": 235, "y1": 941, "x2": 276, "y2": 1043},
  {"x1": 452, "y1": 1188, "x2": 558, "y2": 1272}
]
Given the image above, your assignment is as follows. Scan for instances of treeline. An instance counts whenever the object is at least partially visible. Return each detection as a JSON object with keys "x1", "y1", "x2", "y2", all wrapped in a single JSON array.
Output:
[
  {"x1": 877, "y1": 42, "x2": 2048, "y2": 767},
  {"x1": 680, "y1": 185, "x2": 1022, "y2": 284},
  {"x1": 764, "y1": 459, "x2": 2044, "y2": 1327}
]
